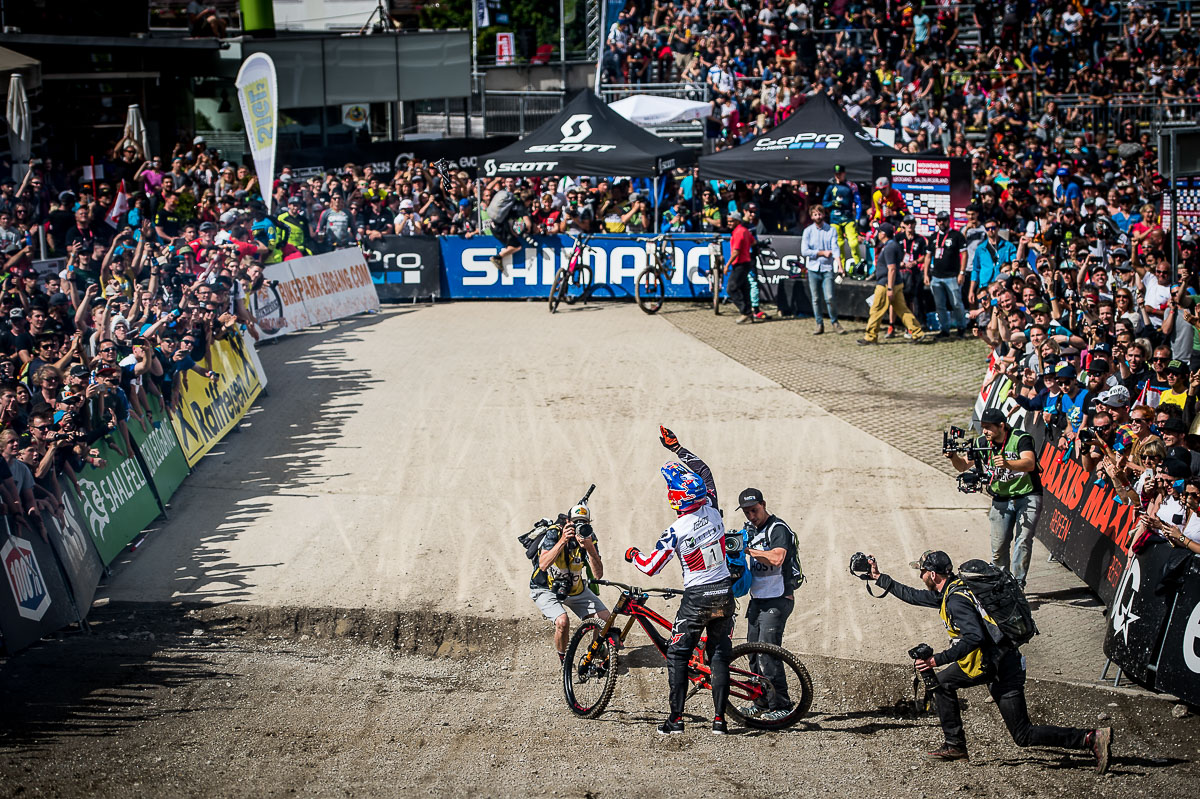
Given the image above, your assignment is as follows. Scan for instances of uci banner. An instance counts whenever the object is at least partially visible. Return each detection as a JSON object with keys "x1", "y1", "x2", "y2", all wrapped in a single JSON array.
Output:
[
  {"x1": 171, "y1": 334, "x2": 265, "y2": 467},
  {"x1": 72, "y1": 436, "x2": 162, "y2": 566},
  {"x1": 440, "y1": 235, "x2": 724, "y2": 299},
  {"x1": 236, "y1": 53, "x2": 278, "y2": 215}
]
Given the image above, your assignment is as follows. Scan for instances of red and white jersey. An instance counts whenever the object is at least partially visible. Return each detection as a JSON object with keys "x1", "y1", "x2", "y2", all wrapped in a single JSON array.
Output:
[{"x1": 630, "y1": 503, "x2": 730, "y2": 589}]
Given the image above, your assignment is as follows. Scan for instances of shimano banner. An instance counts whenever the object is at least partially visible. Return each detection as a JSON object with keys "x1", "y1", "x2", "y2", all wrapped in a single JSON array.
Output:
[
  {"x1": 363, "y1": 236, "x2": 442, "y2": 300},
  {"x1": 440, "y1": 235, "x2": 722, "y2": 299}
]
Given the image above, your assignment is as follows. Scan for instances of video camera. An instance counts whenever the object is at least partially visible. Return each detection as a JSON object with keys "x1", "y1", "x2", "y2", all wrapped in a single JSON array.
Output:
[
  {"x1": 943, "y1": 426, "x2": 991, "y2": 495},
  {"x1": 942, "y1": 425, "x2": 984, "y2": 456}
]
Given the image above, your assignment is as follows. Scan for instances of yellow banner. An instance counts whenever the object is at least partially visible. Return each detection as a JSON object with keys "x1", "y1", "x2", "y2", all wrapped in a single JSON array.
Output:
[{"x1": 170, "y1": 335, "x2": 264, "y2": 467}]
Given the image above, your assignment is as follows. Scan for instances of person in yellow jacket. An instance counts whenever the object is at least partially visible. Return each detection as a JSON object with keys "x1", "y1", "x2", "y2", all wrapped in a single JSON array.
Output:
[{"x1": 863, "y1": 550, "x2": 1112, "y2": 772}]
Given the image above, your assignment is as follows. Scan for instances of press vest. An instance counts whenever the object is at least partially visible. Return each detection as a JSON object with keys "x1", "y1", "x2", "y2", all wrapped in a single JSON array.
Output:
[
  {"x1": 277, "y1": 212, "x2": 311, "y2": 255},
  {"x1": 983, "y1": 431, "x2": 1037, "y2": 499},
  {"x1": 939, "y1": 579, "x2": 998, "y2": 678}
]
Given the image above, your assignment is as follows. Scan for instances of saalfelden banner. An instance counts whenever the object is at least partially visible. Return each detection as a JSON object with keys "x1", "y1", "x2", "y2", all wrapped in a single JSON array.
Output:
[
  {"x1": 0, "y1": 518, "x2": 78, "y2": 654},
  {"x1": 129, "y1": 393, "x2": 190, "y2": 508},
  {"x1": 362, "y1": 236, "x2": 442, "y2": 301},
  {"x1": 72, "y1": 435, "x2": 163, "y2": 566},
  {"x1": 171, "y1": 334, "x2": 265, "y2": 467},
  {"x1": 1033, "y1": 440, "x2": 1136, "y2": 606}
]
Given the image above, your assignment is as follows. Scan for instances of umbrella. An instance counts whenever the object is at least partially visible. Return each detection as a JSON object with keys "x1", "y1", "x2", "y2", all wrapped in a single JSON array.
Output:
[
  {"x1": 122, "y1": 104, "x2": 151, "y2": 160},
  {"x1": 6, "y1": 73, "x2": 31, "y2": 181},
  {"x1": 608, "y1": 94, "x2": 712, "y2": 127}
]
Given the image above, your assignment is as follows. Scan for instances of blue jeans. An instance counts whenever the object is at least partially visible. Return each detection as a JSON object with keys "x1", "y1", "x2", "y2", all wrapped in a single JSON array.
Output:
[
  {"x1": 988, "y1": 494, "x2": 1042, "y2": 587},
  {"x1": 929, "y1": 275, "x2": 968, "y2": 332},
  {"x1": 807, "y1": 269, "x2": 837, "y2": 325}
]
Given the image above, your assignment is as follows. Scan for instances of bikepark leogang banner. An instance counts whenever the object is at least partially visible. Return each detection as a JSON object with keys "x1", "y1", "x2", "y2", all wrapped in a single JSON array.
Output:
[
  {"x1": 250, "y1": 249, "x2": 380, "y2": 340},
  {"x1": 171, "y1": 335, "x2": 265, "y2": 467},
  {"x1": 363, "y1": 235, "x2": 441, "y2": 300},
  {"x1": 72, "y1": 435, "x2": 162, "y2": 566},
  {"x1": 440, "y1": 235, "x2": 727, "y2": 299}
]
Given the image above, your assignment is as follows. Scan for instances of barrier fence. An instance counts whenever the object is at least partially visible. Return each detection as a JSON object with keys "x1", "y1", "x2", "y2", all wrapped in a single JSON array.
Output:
[
  {"x1": 971, "y1": 367, "x2": 1200, "y2": 700},
  {"x1": 0, "y1": 248, "x2": 381, "y2": 656}
]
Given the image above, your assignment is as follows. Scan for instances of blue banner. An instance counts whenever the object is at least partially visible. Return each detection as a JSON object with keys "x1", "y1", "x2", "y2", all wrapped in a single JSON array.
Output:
[{"x1": 439, "y1": 235, "x2": 727, "y2": 299}]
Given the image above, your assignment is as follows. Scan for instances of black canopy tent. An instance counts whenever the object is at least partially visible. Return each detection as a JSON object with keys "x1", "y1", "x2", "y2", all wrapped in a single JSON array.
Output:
[
  {"x1": 698, "y1": 92, "x2": 902, "y2": 183},
  {"x1": 480, "y1": 90, "x2": 695, "y2": 179}
]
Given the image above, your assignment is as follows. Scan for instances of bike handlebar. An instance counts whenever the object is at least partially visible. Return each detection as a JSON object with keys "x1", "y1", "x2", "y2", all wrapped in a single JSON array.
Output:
[{"x1": 594, "y1": 578, "x2": 679, "y2": 599}]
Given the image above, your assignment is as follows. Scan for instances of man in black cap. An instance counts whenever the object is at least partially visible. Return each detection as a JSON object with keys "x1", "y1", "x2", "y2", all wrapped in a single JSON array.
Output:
[
  {"x1": 1159, "y1": 416, "x2": 1200, "y2": 475},
  {"x1": 864, "y1": 550, "x2": 1112, "y2": 770},
  {"x1": 737, "y1": 487, "x2": 802, "y2": 721},
  {"x1": 925, "y1": 210, "x2": 970, "y2": 338},
  {"x1": 859, "y1": 222, "x2": 930, "y2": 345},
  {"x1": 822, "y1": 164, "x2": 863, "y2": 276},
  {"x1": 946, "y1": 407, "x2": 1042, "y2": 588}
]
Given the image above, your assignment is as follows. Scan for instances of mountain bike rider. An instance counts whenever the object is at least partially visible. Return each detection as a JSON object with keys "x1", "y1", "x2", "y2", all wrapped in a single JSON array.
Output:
[{"x1": 625, "y1": 426, "x2": 735, "y2": 735}]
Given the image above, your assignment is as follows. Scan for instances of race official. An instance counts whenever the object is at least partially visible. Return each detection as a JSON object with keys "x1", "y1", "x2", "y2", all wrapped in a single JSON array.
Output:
[
  {"x1": 738, "y1": 488, "x2": 803, "y2": 721},
  {"x1": 866, "y1": 551, "x2": 1112, "y2": 771},
  {"x1": 628, "y1": 429, "x2": 734, "y2": 735},
  {"x1": 945, "y1": 408, "x2": 1042, "y2": 587},
  {"x1": 529, "y1": 508, "x2": 609, "y2": 664},
  {"x1": 924, "y1": 210, "x2": 969, "y2": 337}
]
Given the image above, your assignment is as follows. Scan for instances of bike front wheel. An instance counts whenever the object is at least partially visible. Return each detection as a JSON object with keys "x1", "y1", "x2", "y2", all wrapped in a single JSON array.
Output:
[
  {"x1": 723, "y1": 641, "x2": 814, "y2": 730},
  {"x1": 635, "y1": 268, "x2": 665, "y2": 314},
  {"x1": 709, "y1": 264, "x2": 723, "y2": 314},
  {"x1": 549, "y1": 268, "x2": 569, "y2": 313},
  {"x1": 563, "y1": 618, "x2": 620, "y2": 718}
]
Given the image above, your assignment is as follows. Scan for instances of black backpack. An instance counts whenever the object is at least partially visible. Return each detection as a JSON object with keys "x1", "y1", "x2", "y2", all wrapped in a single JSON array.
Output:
[
  {"x1": 518, "y1": 518, "x2": 556, "y2": 563},
  {"x1": 954, "y1": 559, "x2": 1039, "y2": 647}
]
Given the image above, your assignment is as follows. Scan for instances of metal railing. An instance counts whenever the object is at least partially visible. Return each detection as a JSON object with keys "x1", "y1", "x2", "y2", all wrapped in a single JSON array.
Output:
[{"x1": 481, "y1": 91, "x2": 565, "y2": 137}]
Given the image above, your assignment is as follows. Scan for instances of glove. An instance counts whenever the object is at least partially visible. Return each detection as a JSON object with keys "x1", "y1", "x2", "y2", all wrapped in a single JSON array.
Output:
[
  {"x1": 625, "y1": 547, "x2": 639, "y2": 563},
  {"x1": 659, "y1": 425, "x2": 680, "y2": 453}
]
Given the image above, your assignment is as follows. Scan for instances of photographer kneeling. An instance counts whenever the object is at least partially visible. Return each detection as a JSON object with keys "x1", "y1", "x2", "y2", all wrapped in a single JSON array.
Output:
[
  {"x1": 865, "y1": 551, "x2": 1111, "y2": 771},
  {"x1": 946, "y1": 408, "x2": 1041, "y2": 588},
  {"x1": 529, "y1": 507, "x2": 609, "y2": 664}
]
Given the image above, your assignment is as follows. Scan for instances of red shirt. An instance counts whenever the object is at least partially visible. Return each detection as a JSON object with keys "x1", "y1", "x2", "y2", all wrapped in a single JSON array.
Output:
[{"x1": 730, "y1": 222, "x2": 754, "y2": 265}]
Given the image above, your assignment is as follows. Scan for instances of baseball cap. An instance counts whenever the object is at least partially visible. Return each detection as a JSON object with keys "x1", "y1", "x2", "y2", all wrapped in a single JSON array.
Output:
[
  {"x1": 1167, "y1": 359, "x2": 1190, "y2": 376},
  {"x1": 193, "y1": 135, "x2": 206, "y2": 145},
  {"x1": 833, "y1": 164, "x2": 845, "y2": 173},
  {"x1": 1165, "y1": 459, "x2": 1191, "y2": 480},
  {"x1": 902, "y1": 214, "x2": 916, "y2": 224},
  {"x1": 8, "y1": 307, "x2": 23, "y2": 320},
  {"x1": 1161, "y1": 416, "x2": 1188, "y2": 434},
  {"x1": 48, "y1": 292, "x2": 70, "y2": 307},
  {"x1": 728, "y1": 210, "x2": 743, "y2": 222},
  {"x1": 199, "y1": 221, "x2": 216, "y2": 232},
  {"x1": 1054, "y1": 362, "x2": 1077, "y2": 380},
  {"x1": 910, "y1": 550, "x2": 953, "y2": 575},
  {"x1": 980, "y1": 408, "x2": 1007, "y2": 426},
  {"x1": 877, "y1": 222, "x2": 895, "y2": 236},
  {"x1": 936, "y1": 210, "x2": 950, "y2": 222},
  {"x1": 737, "y1": 488, "x2": 765, "y2": 509},
  {"x1": 1029, "y1": 301, "x2": 1050, "y2": 313},
  {"x1": 399, "y1": 199, "x2": 414, "y2": 209},
  {"x1": 1087, "y1": 359, "x2": 1110, "y2": 374},
  {"x1": 68, "y1": 364, "x2": 89, "y2": 379},
  {"x1": 1098, "y1": 385, "x2": 1130, "y2": 407},
  {"x1": 287, "y1": 196, "x2": 303, "y2": 206}
]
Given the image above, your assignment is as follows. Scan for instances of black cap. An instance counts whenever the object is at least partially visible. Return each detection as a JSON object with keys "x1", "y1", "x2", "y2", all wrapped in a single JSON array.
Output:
[
  {"x1": 833, "y1": 164, "x2": 845, "y2": 173},
  {"x1": 199, "y1": 221, "x2": 217, "y2": 232},
  {"x1": 877, "y1": 222, "x2": 895, "y2": 237},
  {"x1": 737, "y1": 488, "x2": 765, "y2": 509},
  {"x1": 910, "y1": 550, "x2": 953, "y2": 575},
  {"x1": 902, "y1": 214, "x2": 916, "y2": 224},
  {"x1": 980, "y1": 408, "x2": 1007, "y2": 426},
  {"x1": 936, "y1": 210, "x2": 950, "y2": 222},
  {"x1": 1165, "y1": 459, "x2": 1191, "y2": 480},
  {"x1": 1087, "y1": 360, "x2": 1110, "y2": 374}
]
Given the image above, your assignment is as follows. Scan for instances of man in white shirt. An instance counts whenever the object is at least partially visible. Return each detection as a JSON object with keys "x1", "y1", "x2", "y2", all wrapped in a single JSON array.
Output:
[{"x1": 801, "y1": 204, "x2": 844, "y2": 334}]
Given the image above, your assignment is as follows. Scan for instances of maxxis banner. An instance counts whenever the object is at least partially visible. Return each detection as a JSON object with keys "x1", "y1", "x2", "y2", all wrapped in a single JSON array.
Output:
[{"x1": 170, "y1": 334, "x2": 265, "y2": 468}]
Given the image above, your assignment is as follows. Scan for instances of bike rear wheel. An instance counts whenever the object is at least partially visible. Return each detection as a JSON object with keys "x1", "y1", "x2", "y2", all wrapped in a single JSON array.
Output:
[
  {"x1": 635, "y1": 268, "x2": 665, "y2": 314},
  {"x1": 709, "y1": 264, "x2": 723, "y2": 314},
  {"x1": 723, "y1": 641, "x2": 813, "y2": 730},
  {"x1": 563, "y1": 618, "x2": 620, "y2": 718},
  {"x1": 549, "y1": 268, "x2": 569, "y2": 313}
]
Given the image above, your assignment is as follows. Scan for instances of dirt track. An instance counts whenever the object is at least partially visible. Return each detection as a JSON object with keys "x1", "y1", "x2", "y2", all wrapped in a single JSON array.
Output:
[
  {"x1": 0, "y1": 604, "x2": 1195, "y2": 799},
  {"x1": 1, "y1": 303, "x2": 1195, "y2": 796}
]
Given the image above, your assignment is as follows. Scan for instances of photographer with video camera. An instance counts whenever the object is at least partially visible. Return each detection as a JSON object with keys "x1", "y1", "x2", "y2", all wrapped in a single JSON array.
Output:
[
  {"x1": 944, "y1": 408, "x2": 1041, "y2": 589},
  {"x1": 860, "y1": 550, "x2": 1112, "y2": 771},
  {"x1": 527, "y1": 503, "x2": 609, "y2": 665}
]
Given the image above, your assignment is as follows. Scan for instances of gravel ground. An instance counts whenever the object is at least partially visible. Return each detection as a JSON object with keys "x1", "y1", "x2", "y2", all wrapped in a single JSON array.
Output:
[{"x1": 0, "y1": 604, "x2": 1195, "y2": 799}]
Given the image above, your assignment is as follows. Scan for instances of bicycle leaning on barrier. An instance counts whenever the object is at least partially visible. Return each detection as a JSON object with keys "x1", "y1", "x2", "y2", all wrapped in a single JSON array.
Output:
[
  {"x1": 548, "y1": 234, "x2": 596, "y2": 313},
  {"x1": 634, "y1": 233, "x2": 724, "y2": 315},
  {"x1": 562, "y1": 578, "x2": 814, "y2": 730}
]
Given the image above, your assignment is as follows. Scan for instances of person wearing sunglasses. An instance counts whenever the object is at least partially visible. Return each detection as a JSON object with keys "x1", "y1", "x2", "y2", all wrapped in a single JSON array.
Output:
[{"x1": 968, "y1": 221, "x2": 1017, "y2": 306}]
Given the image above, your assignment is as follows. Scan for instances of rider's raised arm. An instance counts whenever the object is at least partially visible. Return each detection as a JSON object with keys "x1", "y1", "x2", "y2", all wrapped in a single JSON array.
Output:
[
  {"x1": 675, "y1": 446, "x2": 718, "y2": 510},
  {"x1": 628, "y1": 528, "x2": 678, "y2": 576}
]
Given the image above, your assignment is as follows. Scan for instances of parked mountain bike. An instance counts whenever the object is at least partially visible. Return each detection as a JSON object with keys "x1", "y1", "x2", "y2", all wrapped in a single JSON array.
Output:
[
  {"x1": 635, "y1": 234, "x2": 723, "y2": 315},
  {"x1": 549, "y1": 234, "x2": 596, "y2": 313},
  {"x1": 563, "y1": 579, "x2": 813, "y2": 730},
  {"x1": 708, "y1": 237, "x2": 724, "y2": 315}
]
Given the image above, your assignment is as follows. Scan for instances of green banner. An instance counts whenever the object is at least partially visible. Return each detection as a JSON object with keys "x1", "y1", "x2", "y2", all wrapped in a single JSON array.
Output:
[
  {"x1": 129, "y1": 394, "x2": 190, "y2": 508},
  {"x1": 72, "y1": 436, "x2": 163, "y2": 566}
]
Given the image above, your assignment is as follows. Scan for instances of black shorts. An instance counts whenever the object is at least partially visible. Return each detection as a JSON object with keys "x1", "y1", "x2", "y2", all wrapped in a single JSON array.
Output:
[{"x1": 494, "y1": 220, "x2": 520, "y2": 248}]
